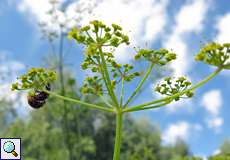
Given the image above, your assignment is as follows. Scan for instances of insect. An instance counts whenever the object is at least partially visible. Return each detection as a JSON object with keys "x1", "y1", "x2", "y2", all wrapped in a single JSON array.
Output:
[{"x1": 27, "y1": 84, "x2": 51, "y2": 109}]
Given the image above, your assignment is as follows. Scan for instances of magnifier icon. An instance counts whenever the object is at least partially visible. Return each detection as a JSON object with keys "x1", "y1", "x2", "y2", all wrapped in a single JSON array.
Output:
[{"x1": 3, "y1": 141, "x2": 18, "y2": 157}]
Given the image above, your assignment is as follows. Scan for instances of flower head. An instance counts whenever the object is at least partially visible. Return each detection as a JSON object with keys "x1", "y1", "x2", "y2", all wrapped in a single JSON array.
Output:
[
  {"x1": 155, "y1": 76, "x2": 193, "y2": 101},
  {"x1": 135, "y1": 48, "x2": 176, "y2": 65},
  {"x1": 11, "y1": 68, "x2": 56, "y2": 109},
  {"x1": 195, "y1": 42, "x2": 230, "y2": 69},
  {"x1": 68, "y1": 20, "x2": 130, "y2": 47}
]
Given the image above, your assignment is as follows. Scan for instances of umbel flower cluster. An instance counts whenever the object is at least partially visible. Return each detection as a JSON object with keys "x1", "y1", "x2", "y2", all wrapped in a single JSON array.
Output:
[
  {"x1": 155, "y1": 76, "x2": 193, "y2": 101},
  {"x1": 11, "y1": 20, "x2": 230, "y2": 160},
  {"x1": 69, "y1": 20, "x2": 142, "y2": 97},
  {"x1": 135, "y1": 48, "x2": 176, "y2": 65},
  {"x1": 11, "y1": 68, "x2": 56, "y2": 108},
  {"x1": 195, "y1": 42, "x2": 230, "y2": 69},
  {"x1": 68, "y1": 20, "x2": 178, "y2": 98}
]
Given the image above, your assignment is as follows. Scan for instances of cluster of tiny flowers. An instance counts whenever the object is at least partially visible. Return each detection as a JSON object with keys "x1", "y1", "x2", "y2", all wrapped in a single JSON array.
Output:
[
  {"x1": 135, "y1": 48, "x2": 177, "y2": 65},
  {"x1": 68, "y1": 20, "x2": 140, "y2": 95},
  {"x1": 81, "y1": 76, "x2": 103, "y2": 95},
  {"x1": 11, "y1": 68, "x2": 56, "y2": 109},
  {"x1": 68, "y1": 20, "x2": 129, "y2": 47},
  {"x1": 68, "y1": 20, "x2": 130, "y2": 74},
  {"x1": 111, "y1": 63, "x2": 140, "y2": 82},
  {"x1": 155, "y1": 77, "x2": 193, "y2": 101},
  {"x1": 195, "y1": 42, "x2": 230, "y2": 69},
  {"x1": 11, "y1": 68, "x2": 56, "y2": 91}
]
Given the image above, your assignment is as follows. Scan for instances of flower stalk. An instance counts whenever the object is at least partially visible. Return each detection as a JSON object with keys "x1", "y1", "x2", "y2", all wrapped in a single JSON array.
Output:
[
  {"x1": 113, "y1": 111, "x2": 123, "y2": 160},
  {"x1": 124, "y1": 66, "x2": 223, "y2": 112},
  {"x1": 44, "y1": 90, "x2": 115, "y2": 113},
  {"x1": 124, "y1": 62, "x2": 155, "y2": 108}
]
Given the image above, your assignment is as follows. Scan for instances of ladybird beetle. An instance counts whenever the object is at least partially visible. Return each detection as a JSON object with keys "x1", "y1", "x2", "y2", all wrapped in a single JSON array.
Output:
[{"x1": 27, "y1": 84, "x2": 51, "y2": 109}]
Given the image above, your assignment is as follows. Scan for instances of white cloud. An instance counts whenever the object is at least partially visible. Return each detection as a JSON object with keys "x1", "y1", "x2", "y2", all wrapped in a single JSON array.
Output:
[
  {"x1": 213, "y1": 149, "x2": 221, "y2": 155},
  {"x1": 163, "y1": 0, "x2": 209, "y2": 76},
  {"x1": 0, "y1": 51, "x2": 27, "y2": 110},
  {"x1": 216, "y1": 13, "x2": 230, "y2": 43},
  {"x1": 174, "y1": 0, "x2": 208, "y2": 34},
  {"x1": 201, "y1": 90, "x2": 222, "y2": 116},
  {"x1": 163, "y1": 121, "x2": 189, "y2": 144},
  {"x1": 79, "y1": 0, "x2": 169, "y2": 62},
  {"x1": 17, "y1": 0, "x2": 169, "y2": 62},
  {"x1": 17, "y1": 0, "x2": 210, "y2": 66},
  {"x1": 0, "y1": 51, "x2": 26, "y2": 83},
  {"x1": 207, "y1": 117, "x2": 223, "y2": 132},
  {"x1": 162, "y1": 121, "x2": 202, "y2": 144},
  {"x1": 201, "y1": 90, "x2": 224, "y2": 132},
  {"x1": 17, "y1": 0, "x2": 95, "y2": 33},
  {"x1": 166, "y1": 99, "x2": 193, "y2": 113},
  {"x1": 164, "y1": 36, "x2": 188, "y2": 76},
  {"x1": 18, "y1": 0, "x2": 66, "y2": 32},
  {"x1": 18, "y1": 0, "x2": 56, "y2": 20},
  {"x1": 0, "y1": 83, "x2": 27, "y2": 109},
  {"x1": 0, "y1": 60, "x2": 25, "y2": 73}
]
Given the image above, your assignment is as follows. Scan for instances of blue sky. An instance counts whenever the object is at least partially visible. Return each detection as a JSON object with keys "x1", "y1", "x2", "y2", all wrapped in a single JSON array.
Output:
[{"x1": 0, "y1": 0, "x2": 229, "y2": 158}]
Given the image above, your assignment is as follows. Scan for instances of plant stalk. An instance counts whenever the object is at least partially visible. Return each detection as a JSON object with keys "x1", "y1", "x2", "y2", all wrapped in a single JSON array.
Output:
[
  {"x1": 45, "y1": 90, "x2": 114, "y2": 113},
  {"x1": 124, "y1": 62, "x2": 154, "y2": 107},
  {"x1": 123, "y1": 100, "x2": 171, "y2": 112},
  {"x1": 119, "y1": 78, "x2": 125, "y2": 107},
  {"x1": 58, "y1": 29, "x2": 76, "y2": 160},
  {"x1": 113, "y1": 111, "x2": 123, "y2": 160},
  {"x1": 127, "y1": 67, "x2": 223, "y2": 111},
  {"x1": 98, "y1": 47, "x2": 119, "y2": 107}
]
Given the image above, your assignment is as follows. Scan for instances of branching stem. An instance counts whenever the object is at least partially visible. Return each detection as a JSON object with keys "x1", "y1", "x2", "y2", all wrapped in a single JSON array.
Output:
[
  {"x1": 124, "y1": 62, "x2": 155, "y2": 108},
  {"x1": 45, "y1": 90, "x2": 115, "y2": 113},
  {"x1": 126, "y1": 67, "x2": 223, "y2": 112},
  {"x1": 119, "y1": 78, "x2": 125, "y2": 107},
  {"x1": 99, "y1": 47, "x2": 119, "y2": 107},
  {"x1": 113, "y1": 111, "x2": 123, "y2": 160},
  {"x1": 123, "y1": 100, "x2": 171, "y2": 112}
]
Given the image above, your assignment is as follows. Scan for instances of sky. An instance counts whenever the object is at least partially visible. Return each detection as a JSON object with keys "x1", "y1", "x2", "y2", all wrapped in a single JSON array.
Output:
[{"x1": 0, "y1": 0, "x2": 230, "y2": 158}]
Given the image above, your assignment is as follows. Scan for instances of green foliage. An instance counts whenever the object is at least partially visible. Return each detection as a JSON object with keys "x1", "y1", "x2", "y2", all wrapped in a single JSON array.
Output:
[
  {"x1": 121, "y1": 119, "x2": 161, "y2": 160},
  {"x1": 2, "y1": 109, "x2": 193, "y2": 160},
  {"x1": 220, "y1": 139, "x2": 230, "y2": 154},
  {"x1": 209, "y1": 154, "x2": 230, "y2": 160}
]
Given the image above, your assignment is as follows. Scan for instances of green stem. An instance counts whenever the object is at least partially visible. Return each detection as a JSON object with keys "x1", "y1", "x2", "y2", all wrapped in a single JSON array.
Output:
[
  {"x1": 119, "y1": 78, "x2": 125, "y2": 107},
  {"x1": 98, "y1": 60, "x2": 116, "y2": 107},
  {"x1": 95, "y1": 56, "x2": 114, "y2": 107},
  {"x1": 113, "y1": 111, "x2": 123, "y2": 160},
  {"x1": 127, "y1": 67, "x2": 223, "y2": 111},
  {"x1": 58, "y1": 29, "x2": 74, "y2": 160},
  {"x1": 124, "y1": 62, "x2": 154, "y2": 107},
  {"x1": 123, "y1": 100, "x2": 171, "y2": 112},
  {"x1": 99, "y1": 47, "x2": 119, "y2": 107},
  {"x1": 45, "y1": 90, "x2": 114, "y2": 113}
]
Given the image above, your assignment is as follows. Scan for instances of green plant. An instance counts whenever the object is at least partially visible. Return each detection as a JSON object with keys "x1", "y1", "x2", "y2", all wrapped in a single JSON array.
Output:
[{"x1": 12, "y1": 20, "x2": 230, "y2": 160}]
